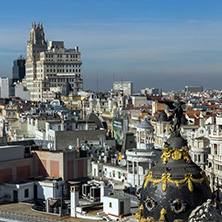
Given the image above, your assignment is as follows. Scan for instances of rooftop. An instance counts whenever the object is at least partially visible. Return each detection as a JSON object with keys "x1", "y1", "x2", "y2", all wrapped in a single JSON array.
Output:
[{"x1": 105, "y1": 195, "x2": 130, "y2": 200}]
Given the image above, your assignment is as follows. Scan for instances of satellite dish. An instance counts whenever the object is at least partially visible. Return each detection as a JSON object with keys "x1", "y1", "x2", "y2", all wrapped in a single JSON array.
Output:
[
  {"x1": 47, "y1": 142, "x2": 52, "y2": 149},
  {"x1": 119, "y1": 159, "x2": 126, "y2": 166}
]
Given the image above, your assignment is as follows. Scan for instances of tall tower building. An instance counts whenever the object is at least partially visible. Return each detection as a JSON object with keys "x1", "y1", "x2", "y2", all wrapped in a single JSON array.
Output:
[
  {"x1": 25, "y1": 23, "x2": 83, "y2": 101},
  {"x1": 12, "y1": 55, "x2": 25, "y2": 83},
  {"x1": 25, "y1": 22, "x2": 47, "y2": 100}
]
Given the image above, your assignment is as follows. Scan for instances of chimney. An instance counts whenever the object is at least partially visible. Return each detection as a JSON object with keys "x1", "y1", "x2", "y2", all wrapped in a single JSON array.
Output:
[{"x1": 70, "y1": 185, "x2": 79, "y2": 217}]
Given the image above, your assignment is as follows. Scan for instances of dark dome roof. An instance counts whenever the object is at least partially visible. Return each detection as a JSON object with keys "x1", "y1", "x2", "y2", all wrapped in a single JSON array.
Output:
[
  {"x1": 158, "y1": 111, "x2": 169, "y2": 122},
  {"x1": 85, "y1": 112, "x2": 103, "y2": 129},
  {"x1": 138, "y1": 133, "x2": 212, "y2": 222},
  {"x1": 164, "y1": 132, "x2": 187, "y2": 149},
  {"x1": 137, "y1": 118, "x2": 153, "y2": 130}
]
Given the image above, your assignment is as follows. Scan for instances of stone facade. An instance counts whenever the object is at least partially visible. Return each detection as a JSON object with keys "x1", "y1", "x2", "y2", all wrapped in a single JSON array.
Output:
[{"x1": 25, "y1": 23, "x2": 83, "y2": 101}]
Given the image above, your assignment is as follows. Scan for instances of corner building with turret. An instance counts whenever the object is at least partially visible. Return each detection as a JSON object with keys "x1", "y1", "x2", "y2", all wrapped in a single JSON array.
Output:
[{"x1": 25, "y1": 23, "x2": 83, "y2": 101}]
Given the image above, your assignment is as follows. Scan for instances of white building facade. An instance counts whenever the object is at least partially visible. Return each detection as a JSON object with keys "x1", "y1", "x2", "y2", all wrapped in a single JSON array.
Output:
[
  {"x1": 0, "y1": 77, "x2": 10, "y2": 98},
  {"x1": 206, "y1": 114, "x2": 222, "y2": 190},
  {"x1": 113, "y1": 81, "x2": 133, "y2": 96},
  {"x1": 25, "y1": 23, "x2": 83, "y2": 101}
]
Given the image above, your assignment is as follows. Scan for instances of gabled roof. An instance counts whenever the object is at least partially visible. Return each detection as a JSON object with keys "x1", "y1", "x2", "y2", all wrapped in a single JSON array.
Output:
[
  {"x1": 86, "y1": 112, "x2": 103, "y2": 129},
  {"x1": 137, "y1": 118, "x2": 153, "y2": 129}
]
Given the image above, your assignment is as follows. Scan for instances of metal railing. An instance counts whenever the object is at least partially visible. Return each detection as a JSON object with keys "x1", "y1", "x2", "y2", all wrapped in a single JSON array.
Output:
[
  {"x1": 0, "y1": 211, "x2": 73, "y2": 222},
  {"x1": 110, "y1": 189, "x2": 138, "y2": 202}
]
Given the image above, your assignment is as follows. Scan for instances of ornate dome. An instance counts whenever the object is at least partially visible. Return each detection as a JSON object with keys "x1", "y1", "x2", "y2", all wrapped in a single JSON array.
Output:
[
  {"x1": 137, "y1": 102, "x2": 212, "y2": 222},
  {"x1": 137, "y1": 118, "x2": 153, "y2": 130}
]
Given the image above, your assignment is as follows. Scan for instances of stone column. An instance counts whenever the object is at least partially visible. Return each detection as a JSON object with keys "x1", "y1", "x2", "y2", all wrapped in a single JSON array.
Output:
[
  {"x1": 149, "y1": 162, "x2": 152, "y2": 169},
  {"x1": 137, "y1": 130, "x2": 140, "y2": 144},
  {"x1": 144, "y1": 130, "x2": 146, "y2": 145},
  {"x1": 133, "y1": 161, "x2": 135, "y2": 186},
  {"x1": 137, "y1": 161, "x2": 140, "y2": 186}
]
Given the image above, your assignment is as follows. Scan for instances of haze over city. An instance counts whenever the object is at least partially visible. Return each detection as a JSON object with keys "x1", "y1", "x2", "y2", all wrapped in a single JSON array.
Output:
[
  {"x1": 2, "y1": 1, "x2": 222, "y2": 221},
  {"x1": 1, "y1": 0, "x2": 222, "y2": 91}
]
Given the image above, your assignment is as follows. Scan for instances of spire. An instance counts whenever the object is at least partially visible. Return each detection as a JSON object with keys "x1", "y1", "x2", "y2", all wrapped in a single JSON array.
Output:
[{"x1": 28, "y1": 22, "x2": 46, "y2": 45}]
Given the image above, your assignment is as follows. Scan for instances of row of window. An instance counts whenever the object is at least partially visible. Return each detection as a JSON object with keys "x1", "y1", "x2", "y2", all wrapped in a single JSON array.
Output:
[
  {"x1": 45, "y1": 54, "x2": 79, "y2": 58},
  {"x1": 50, "y1": 83, "x2": 75, "y2": 87},
  {"x1": 50, "y1": 78, "x2": 75, "y2": 82},
  {"x1": 104, "y1": 168, "x2": 122, "y2": 179},
  {"x1": 47, "y1": 74, "x2": 81, "y2": 78},
  {"x1": 46, "y1": 69, "x2": 81, "y2": 73},
  {"x1": 46, "y1": 64, "x2": 81, "y2": 68},
  {"x1": 194, "y1": 154, "x2": 207, "y2": 163}
]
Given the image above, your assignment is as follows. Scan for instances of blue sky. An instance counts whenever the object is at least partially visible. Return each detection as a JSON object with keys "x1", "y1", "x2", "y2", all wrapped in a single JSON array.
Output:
[{"x1": 1, "y1": 0, "x2": 222, "y2": 91}]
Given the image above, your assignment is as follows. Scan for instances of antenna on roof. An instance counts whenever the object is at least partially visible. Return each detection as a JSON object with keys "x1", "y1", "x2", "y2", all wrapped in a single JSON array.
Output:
[{"x1": 97, "y1": 73, "x2": 99, "y2": 92}]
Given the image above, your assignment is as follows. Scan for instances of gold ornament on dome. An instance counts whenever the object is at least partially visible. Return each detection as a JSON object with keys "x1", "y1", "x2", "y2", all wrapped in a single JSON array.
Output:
[
  {"x1": 136, "y1": 205, "x2": 184, "y2": 222},
  {"x1": 136, "y1": 210, "x2": 155, "y2": 222},
  {"x1": 161, "y1": 147, "x2": 191, "y2": 164},
  {"x1": 159, "y1": 208, "x2": 167, "y2": 222},
  {"x1": 143, "y1": 171, "x2": 209, "y2": 192}
]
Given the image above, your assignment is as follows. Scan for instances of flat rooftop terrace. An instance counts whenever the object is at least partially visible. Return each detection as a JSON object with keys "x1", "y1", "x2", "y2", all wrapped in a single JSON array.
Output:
[{"x1": 0, "y1": 202, "x2": 104, "y2": 222}]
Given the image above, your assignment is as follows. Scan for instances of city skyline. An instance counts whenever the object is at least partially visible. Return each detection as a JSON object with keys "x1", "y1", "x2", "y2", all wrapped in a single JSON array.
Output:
[{"x1": 1, "y1": 0, "x2": 222, "y2": 92}]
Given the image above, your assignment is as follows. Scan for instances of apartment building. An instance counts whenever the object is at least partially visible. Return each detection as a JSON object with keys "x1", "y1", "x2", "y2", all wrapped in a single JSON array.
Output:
[{"x1": 25, "y1": 23, "x2": 83, "y2": 101}]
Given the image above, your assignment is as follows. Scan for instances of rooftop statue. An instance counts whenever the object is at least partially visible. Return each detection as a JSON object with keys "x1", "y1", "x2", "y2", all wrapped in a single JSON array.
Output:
[
  {"x1": 159, "y1": 100, "x2": 185, "y2": 135},
  {"x1": 137, "y1": 100, "x2": 212, "y2": 222}
]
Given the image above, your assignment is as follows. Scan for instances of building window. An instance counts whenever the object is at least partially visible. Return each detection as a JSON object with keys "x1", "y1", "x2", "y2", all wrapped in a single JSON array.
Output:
[
  {"x1": 109, "y1": 202, "x2": 112, "y2": 208},
  {"x1": 194, "y1": 154, "x2": 197, "y2": 162},
  {"x1": 214, "y1": 144, "x2": 218, "y2": 155},
  {"x1": 24, "y1": 189, "x2": 29, "y2": 198},
  {"x1": 204, "y1": 154, "x2": 207, "y2": 163}
]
